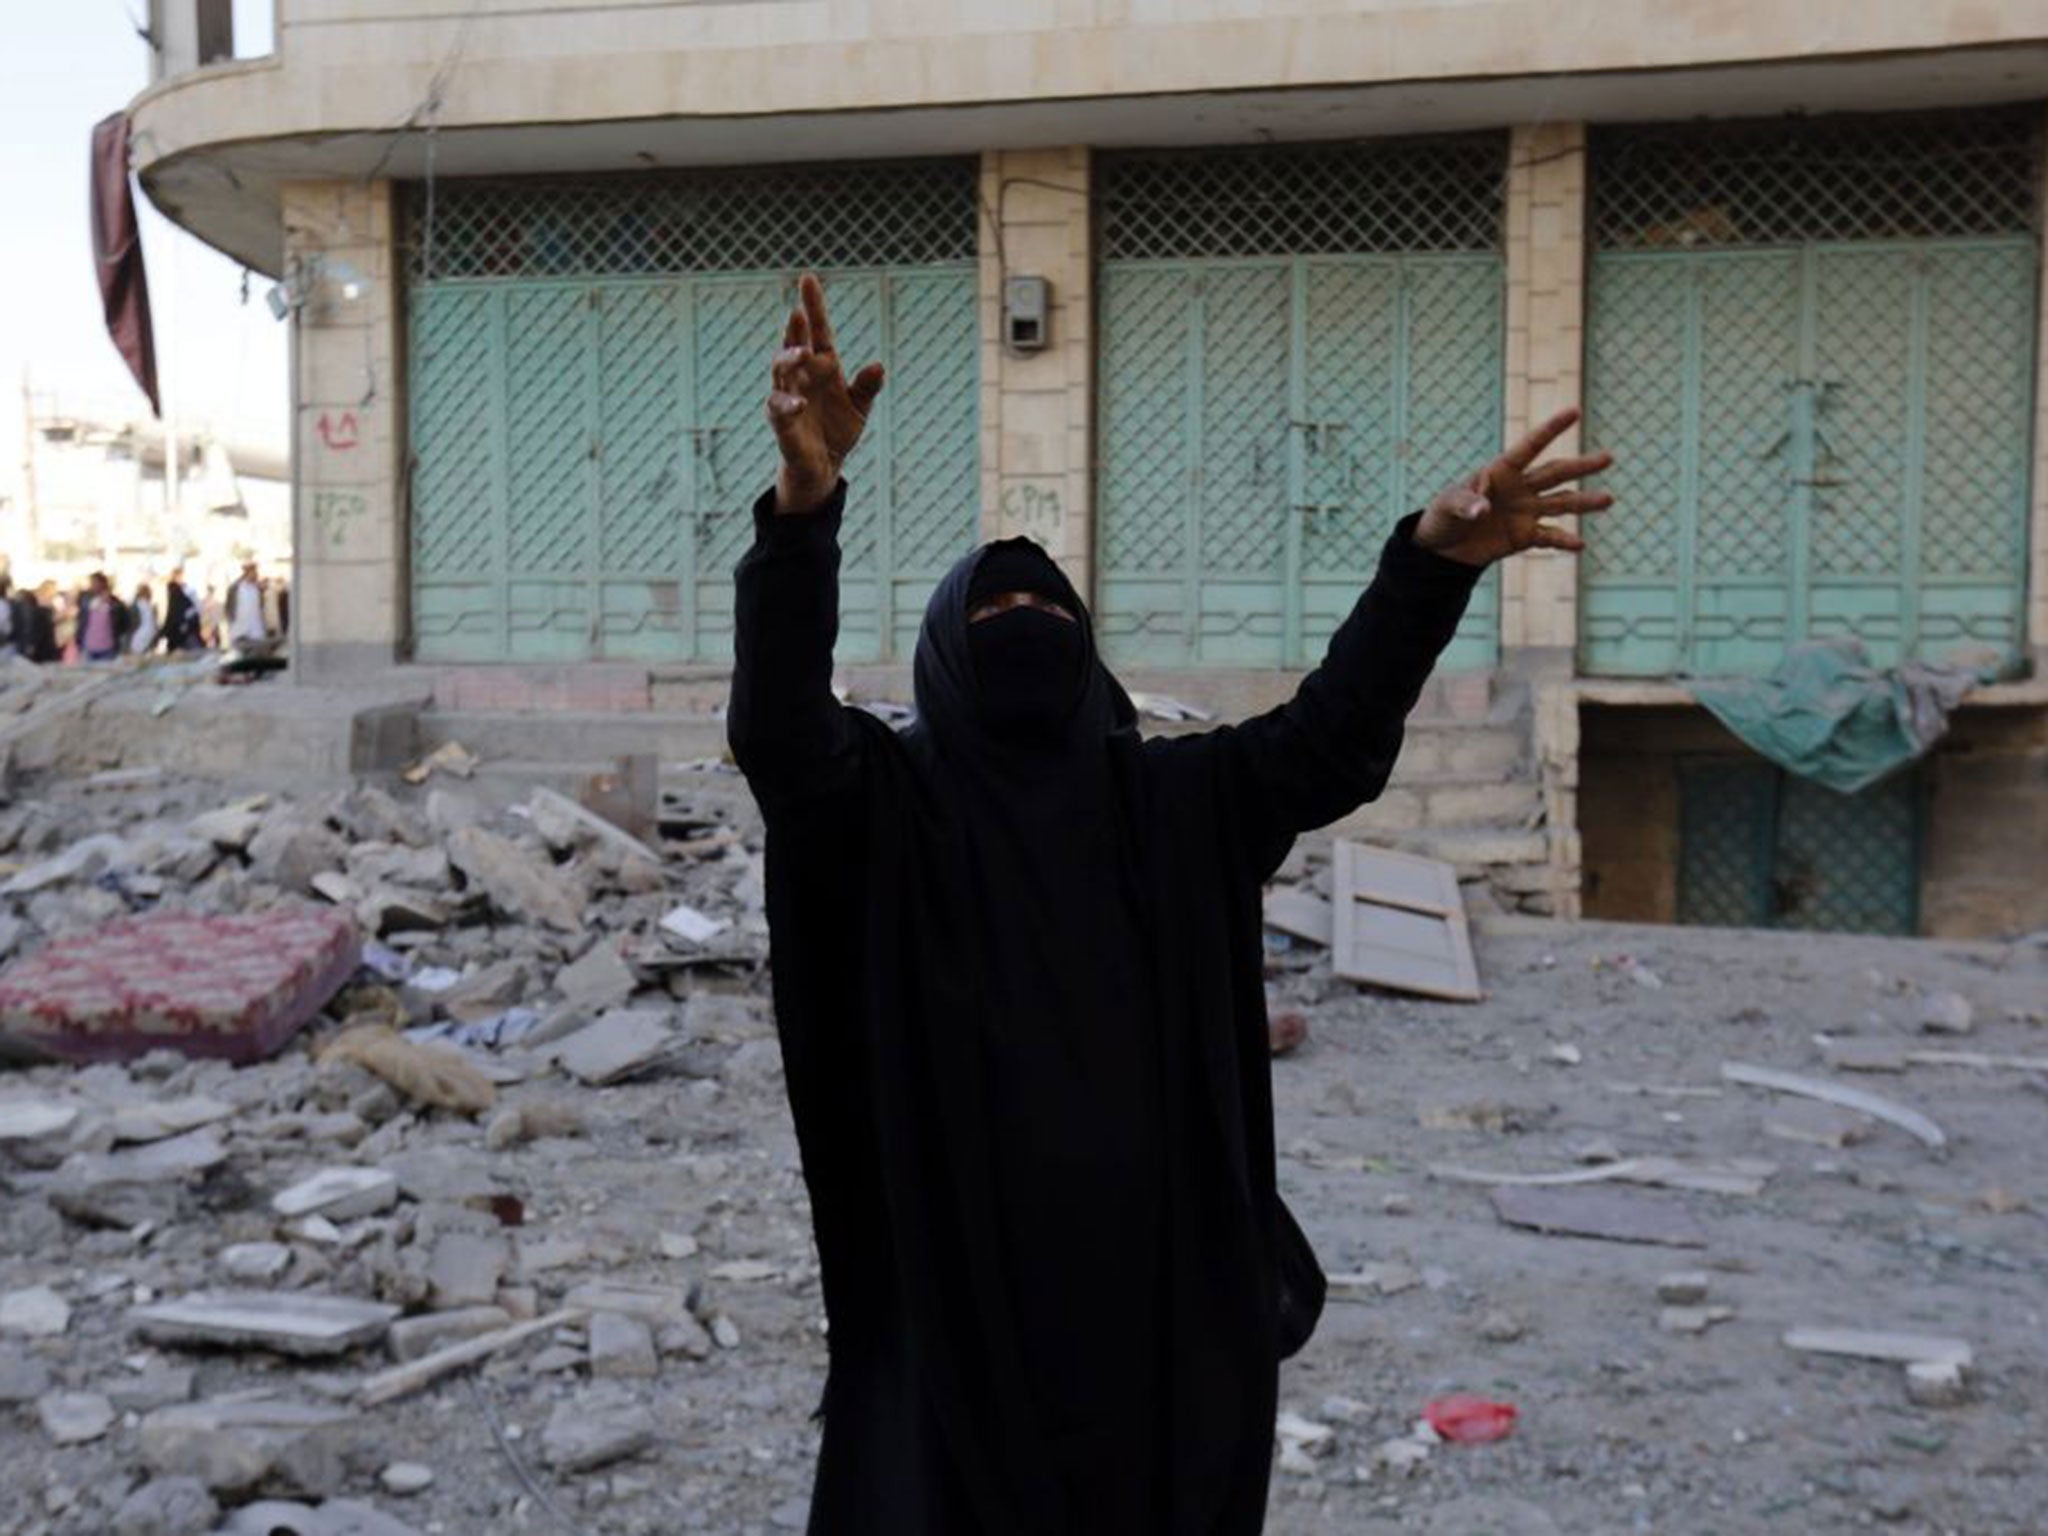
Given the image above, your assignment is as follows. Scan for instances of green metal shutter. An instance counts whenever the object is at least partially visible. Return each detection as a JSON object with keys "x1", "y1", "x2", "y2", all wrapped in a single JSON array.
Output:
[
  {"x1": 1096, "y1": 139, "x2": 1506, "y2": 670},
  {"x1": 1583, "y1": 110, "x2": 2041, "y2": 677},
  {"x1": 404, "y1": 162, "x2": 979, "y2": 664},
  {"x1": 1679, "y1": 760, "x2": 1922, "y2": 935}
]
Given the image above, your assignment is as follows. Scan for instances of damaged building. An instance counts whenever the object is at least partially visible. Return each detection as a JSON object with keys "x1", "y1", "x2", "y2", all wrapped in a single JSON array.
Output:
[{"x1": 122, "y1": 0, "x2": 2048, "y2": 937}]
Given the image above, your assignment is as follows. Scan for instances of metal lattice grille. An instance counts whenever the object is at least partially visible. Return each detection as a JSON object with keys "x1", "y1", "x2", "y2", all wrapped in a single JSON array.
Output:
[
  {"x1": 1099, "y1": 136, "x2": 1505, "y2": 259},
  {"x1": 1679, "y1": 761, "x2": 1921, "y2": 935},
  {"x1": 1593, "y1": 108, "x2": 2041, "y2": 249},
  {"x1": 1096, "y1": 253, "x2": 1501, "y2": 669},
  {"x1": 405, "y1": 159, "x2": 977, "y2": 281}
]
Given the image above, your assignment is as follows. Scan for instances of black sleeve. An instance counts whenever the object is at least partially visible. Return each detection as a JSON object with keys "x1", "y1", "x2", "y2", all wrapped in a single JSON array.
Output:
[
  {"x1": 727, "y1": 481, "x2": 866, "y2": 816},
  {"x1": 1188, "y1": 511, "x2": 1483, "y2": 872}
]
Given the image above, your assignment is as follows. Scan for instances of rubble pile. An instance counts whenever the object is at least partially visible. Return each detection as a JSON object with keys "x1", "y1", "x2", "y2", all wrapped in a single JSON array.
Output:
[{"x1": 0, "y1": 767, "x2": 829, "y2": 1535}]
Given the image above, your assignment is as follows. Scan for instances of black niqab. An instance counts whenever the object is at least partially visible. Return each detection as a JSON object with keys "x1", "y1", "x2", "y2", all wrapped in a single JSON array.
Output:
[{"x1": 729, "y1": 484, "x2": 1480, "y2": 1535}]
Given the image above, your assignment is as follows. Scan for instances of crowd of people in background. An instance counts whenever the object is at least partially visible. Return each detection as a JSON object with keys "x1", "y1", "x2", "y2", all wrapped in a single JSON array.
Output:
[{"x1": 0, "y1": 563, "x2": 288, "y2": 665}]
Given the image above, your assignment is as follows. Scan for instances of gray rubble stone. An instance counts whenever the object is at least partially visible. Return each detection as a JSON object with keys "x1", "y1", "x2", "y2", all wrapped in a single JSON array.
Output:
[
  {"x1": 589, "y1": 1311, "x2": 659, "y2": 1379},
  {"x1": 221, "y1": 1242, "x2": 295, "y2": 1284},
  {"x1": 131, "y1": 1291, "x2": 399, "y2": 1357},
  {"x1": 249, "y1": 821, "x2": 348, "y2": 895},
  {"x1": 379, "y1": 1462, "x2": 435, "y2": 1497},
  {"x1": 139, "y1": 1396, "x2": 360, "y2": 1496},
  {"x1": 1920, "y1": 990, "x2": 1975, "y2": 1035},
  {"x1": 188, "y1": 801, "x2": 267, "y2": 852},
  {"x1": 272, "y1": 1167, "x2": 399, "y2": 1222},
  {"x1": 555, "y1": 1009, "x2": 676, "y2": 1086},
  {"x1": 216, "y1": 1498, "x2": 426, "y2": 1536},
  {"x1": 111, "y1": 1476, "x2": 220, "y2": 1536},
  {"x1": 563, "y1": 1280, "x2": 690, "y2": 1326},
  {"x1": 555, "y1": 941, "x2": 637, "y2": 1013},
  {"x1": 425, "y1": 1231, "x2": 508, "y2": 1308},
  {"x1": 0, "y1": 1283, "x2": 71, "y2": 1336},
  {"x1": 104, "y1": 1363, "x2": 197, "y2": 1413},
  {"x1": 0, "y1": 1352, "x2": 54, "y2": 1404},
  {"x1": 0, "y1": 1098, "x2": 80, "y2": 1140},
  {"x1": 541, "y1": 1392, "x2": 657, "y2": 1473},
  {"x1": 108, "y1": 1096, "x2": 236, "y2": 1145},
  {"x1": 37, "y1": 1389, "x2": 117, "y2": 1444}
]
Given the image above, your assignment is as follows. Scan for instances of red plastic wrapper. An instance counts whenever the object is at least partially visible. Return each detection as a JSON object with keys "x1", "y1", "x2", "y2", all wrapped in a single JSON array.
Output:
[{"x1": 1424, "y1": 1395, "x2": 1519, "y2": 1444}]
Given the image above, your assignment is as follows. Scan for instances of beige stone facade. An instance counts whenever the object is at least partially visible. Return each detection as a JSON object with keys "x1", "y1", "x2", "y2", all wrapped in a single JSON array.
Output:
[{"x1": 129, "y1": 2, "x2": 2048, "y2": 935}]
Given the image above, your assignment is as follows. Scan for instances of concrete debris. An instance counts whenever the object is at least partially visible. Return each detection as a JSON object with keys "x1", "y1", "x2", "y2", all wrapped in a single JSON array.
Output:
[
  {"x1": 378, "y1": 1462, "x2": 435, "y2": 1496},
  {"x1": 0, "y1": 756, "x2": 2037, "y2": 1532},
  {"x1": 132, "y1": 1291, "x2": 400, "y2": 1357},
  {"x1": 590, "y1": 1310, "x2": 660, "y2": 1379},
  {"x1": 555, "y1": 1008, "x2": 678, "y2": 1086},
  {"x1": 659, "y1": 902, "x2": 730, "y2": 945},
  {"x1": 541, "y1": 1390, "x2": 657, "y2": 1473},
  {"x1": 215, "y1": 1498, "x2": 426, "y2": 1536},
  {"x1": 556, "y1": 939, "x2": 639, "y2": 1013},
  {"x1": 37, "y1": 1388, "x2": 117, "y2": 1444},
  {"x1": 1658, "y1": 1304, "x2": 1735, "y2": 1334},
  {"x1": 1655, "y1": 1271, "x2": 1711, "y2": 1305},
  {"x1": 110, "y1": 1476, "x2": 220, "y2": 1536},
  {"x1": 0, "y1": 1097, "x2": 81, "y2": 1139},
  {"x1": 139, "y1": 1395, "x2": 361, "y2": 1495},
  {"x1": 1, "y1": 1282, "x2": 72, "y2": 1336},
  {"x1": 1904, "y1": 1359, "x2": 1970, "y2": 1408},
  {"x1": 272, "y1": 1166, "x2": 400, "y2": 1222},
  {"x1": 1919, "y1": 991, "x2": 1975, "y2": 1035},
  {"x1": 221, "y1": 1242, "x2": 295, "y2": 1284}
]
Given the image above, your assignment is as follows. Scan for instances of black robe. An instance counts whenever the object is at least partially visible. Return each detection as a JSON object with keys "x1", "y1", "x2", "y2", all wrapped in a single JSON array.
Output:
[{"x1": 729, "y1": 483, "x2": 1479, "y2": 1535}]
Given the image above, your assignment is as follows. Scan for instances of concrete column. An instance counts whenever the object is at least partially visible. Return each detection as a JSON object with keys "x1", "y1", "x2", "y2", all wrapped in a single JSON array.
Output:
[
  {"x1": 2028, "y1": 103, "x2": 2048, "y2": 672},
  {"x1": 281, "y1": 179, "x2": 405, "y2": 682},
  {"x1": 978, "y1": 148, "x2": 1094, "y2": 596},
  {"x1": 1498, "y1": 122, "x2": 1588, "y2": 680}
]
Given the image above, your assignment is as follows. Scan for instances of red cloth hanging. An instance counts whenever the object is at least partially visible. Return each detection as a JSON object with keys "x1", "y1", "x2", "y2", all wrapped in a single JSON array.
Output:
[{"x1": 90, "y1": 111, "x2": 161, "y2": 417}]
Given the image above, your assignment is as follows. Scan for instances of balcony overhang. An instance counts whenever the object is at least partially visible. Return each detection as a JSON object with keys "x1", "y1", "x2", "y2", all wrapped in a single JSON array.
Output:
[{"x1": 134, "y1": 43, "x2": 2048, "y2": 277}]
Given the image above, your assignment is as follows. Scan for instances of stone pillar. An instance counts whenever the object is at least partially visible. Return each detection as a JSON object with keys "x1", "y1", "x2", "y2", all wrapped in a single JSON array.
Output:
[
  {"x1": 281, "y1": 179, "x2": 405, "y2": 682},
  {"x1": 2029, "y1": 103, "x2": 2048, "y2": 672},
  {"x1": 1499, "y1": 122, "x2": 1588, "y2": 683},
  {"x1": 978, "y1": 148, "x2": 1093, "y2": 596}
]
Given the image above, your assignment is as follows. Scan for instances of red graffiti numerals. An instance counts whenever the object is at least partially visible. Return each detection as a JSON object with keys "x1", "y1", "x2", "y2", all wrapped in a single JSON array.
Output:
[{"x1": 316, "y1": 411, "x2": 360, "y2": 451}]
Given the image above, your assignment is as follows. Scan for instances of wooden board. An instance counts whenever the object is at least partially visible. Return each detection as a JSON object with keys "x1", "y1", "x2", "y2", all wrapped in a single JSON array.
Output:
[{"x1": 1330, "y1": 841, "x2": 1481, "y2": 1001}]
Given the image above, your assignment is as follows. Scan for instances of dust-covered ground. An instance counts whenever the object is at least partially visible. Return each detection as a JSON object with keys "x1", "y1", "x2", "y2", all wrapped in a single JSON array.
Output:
[{"x1": 0, "y1": 766, "x2": 2042, "y2": 1536}]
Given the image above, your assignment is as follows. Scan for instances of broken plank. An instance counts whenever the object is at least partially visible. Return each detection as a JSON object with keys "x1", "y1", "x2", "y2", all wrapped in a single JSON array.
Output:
[
  {"x1": 1433, "y1": 1157, "x2": 1772, "y2": 1198},
  {"x1": 1905, "y1": 1050, "x2": 2048, "y2": 1074},
  {"x1": 1720, "y1": 1061, "x2": 1945, "y2": 1149},
  {"x1": 357, "y1": 1308, "x2": 585, "y2": 1407},
  {"x1": 1330, "y1": 841, "x2": 1481, "y2": 1002}
]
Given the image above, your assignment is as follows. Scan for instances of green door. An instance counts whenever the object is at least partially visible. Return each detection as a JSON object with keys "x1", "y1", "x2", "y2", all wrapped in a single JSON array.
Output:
[
  {"x1": 1582, "y1": 111, "x2": 2040, "y2": 677},
  {"x1": 406, "y1": 164, "x2": 979, "y2": 664},
  {"x1": 1679, "y1": 760, "x2": 1922, "y2": 935},
  {"x1": 1096, "y1": 141, "x2": 1506, "y2": 670}
]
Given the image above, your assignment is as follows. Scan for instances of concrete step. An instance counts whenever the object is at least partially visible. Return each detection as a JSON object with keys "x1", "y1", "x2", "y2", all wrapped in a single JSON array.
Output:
[
  {"x1": 1376, "y1": 825, "x2": 1552, "y2": 875},
  {"x1": 417, "y1": 711, "x2": 728, "y2": 767},
  {"x1": 1333, "y1": 776, "x2": 1544, "y2": 839}
]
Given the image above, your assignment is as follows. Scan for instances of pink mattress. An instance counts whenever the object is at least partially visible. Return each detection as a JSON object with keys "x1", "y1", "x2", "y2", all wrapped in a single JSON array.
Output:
[{"x1": 0, "y1": 906, "x2": 361, "y2": 1064}]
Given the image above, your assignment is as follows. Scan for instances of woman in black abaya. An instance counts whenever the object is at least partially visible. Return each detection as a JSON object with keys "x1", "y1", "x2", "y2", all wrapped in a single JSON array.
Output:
[{"x1": 728, "y1": 275, "x2": 1614, "y2": 1535}]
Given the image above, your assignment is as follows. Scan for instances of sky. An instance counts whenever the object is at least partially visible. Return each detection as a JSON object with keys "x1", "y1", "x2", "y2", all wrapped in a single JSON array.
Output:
[{"x1": 0, "y1": 0, "x2": 286, "y2": 464}]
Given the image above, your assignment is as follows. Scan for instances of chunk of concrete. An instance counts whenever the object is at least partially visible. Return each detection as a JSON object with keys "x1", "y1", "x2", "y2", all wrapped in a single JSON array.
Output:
[
  {"x1": 589, "y1": 1312, "x2": 659, "y2": 1380},
  {"x1": 0, "y1": 1098, "x2": 79, "y2": 1140},
  {"x1": 0, "y1": 1283, "x2": 71, "y2": 1337},
  {"x1": 555, "y1": 1009, "x2": 675, "y2": 1086},
  {"x1": 1904, "y1": 1359, "x2": 1969, "y2": 1408},
  {"x1": 110, "y1": 1096, "x2": 236, "y2": 1145},
  {"x1": 561, "y1": 1281, "x2": 690, "y2": 1326},
  {"x1": 1919, "y1": 991, "x2": 1975, "y2": 1035},
  {"x1": 220, "y1": 1242, "x2": 295, "y2": 1285},
  {"x1": 555, "y1": 941, "x2": 637, "y2": 1014},
  {"x1": 272, "y1": 1167, "x2": 399, "y2": 1222},
  {"x1": 541, "y1": 1391, "x2": 657, "y2": 1473},
  {"x1": 132, "y1": 1291, "x2": 399, "y2": 1358},
  {"x1": 215, "y1": 1498, "x2": 426, "y2": 1536},
  {"x1": 37, "y1": 1389, "x2": 116, "y2": 1444},
  {"x1": 110, "y1": 1476, "x2": 220, "y2": 1536},
  {"x1": 139, "y1": 1396, "x2": 361, "y2": 1496}
]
